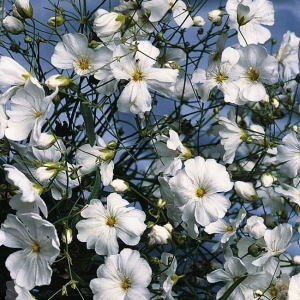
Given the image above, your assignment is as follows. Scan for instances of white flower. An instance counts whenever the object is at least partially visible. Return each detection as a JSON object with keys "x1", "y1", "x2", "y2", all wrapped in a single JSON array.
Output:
[
  {"x1": 192, "y1": 47, "x2": 240, "y2": 104},
  {"x1": 234, "y1": 181, "x2": 258, "y2": 201},
  {"x1": 288, "y1": 273, "x2": 300, "y2": 300},
  {"x1": 5, "y1": 281, "x2": 33, "y2": 300},
  {"x1": 45, "y1": 74, "x2": 70, "y2": 90},
  {"x1": 93, "y1": 9, "x2": 125, "y2": 38},
  {"x1": 142, "y1": 0, "x2": 193, "y2": 29},
  {"x1": 275, "y1": 31, "x2": 300, "y2": 80},
  {"x1": 231, "y1": 44, "x2": 279, "y2": 103},
  {"x1": 159, "y1": 253, "x2": 178, "y2": 300},
  {"x1": 277, "y1": 131, "x2": 300, "y2": 178},
  {"x1": 226, "y1": 0, "x2": 274, "y2": 46},
  {"x1": 110, "y1": 179, "x2": 129, "y2": 193},
  {"x1": 0, "y1": 56, "x2": 31, "y2": 89},
  {"x1": 252, "y1": 223, "x2": 292, "y2": 276},
  {"x1": 76, "y1": 193, "x2": 146, "y2": 256},
  {"x1": 275, "y1": 178, "x2": 300, "y2": 206},
  {"x1": 110, "y1": 41, "x2": 178, "y2": 114},
  {"x1": 151, "y1": 129, "x2": 192, "y2": 176},
  {"x1": 4, "y1": 164, "x2": 48, "y2": 217},
  {"x1": 1, "y1": 213, "x2": 60, "y2": 290},
  {"x1": 5, "y1": 77, "x2": 57, "y2": 142},
  {"x1": 213, "y1": 108, "x2": 247, "y2": 163},
  {"x1": 15, "y1": 0, "x2": 33, "y2": 19},
  {"x1": 261, "y1": 172, "x2": 274, "y2": 188},
  {"x1": 32, "y1": 132, "x2": 57, "y2": 150},
  {"x1": 90, "y1": 248, "x2": 152, "y2": 300},
  {"x1": 75, "y1": 135, "x2": 115, "y2": 186},
  {"x1": 51, "y1": 33, "x2": 110, "y2": 76},
  {"x1": 3, "y1": 16, "x2": 24, "y2": 34},
  {"x1": 205, "y1": 207, "x2": 246, "y2": 251},
  {"x1": 169, "y1": 156, "x2": 233, "y2": 238},
  {"x1": 257, "y1": 186, "x2": 284, "y2": 214},
  {"x1": 193, "y1": 16, "x2": 205, "y2": 26},
  {"x1": 207, "y1": 253, "x2": 254, "y2": 300},
  {"x1": 207, "y1": 9, "x2": 223, "y2": 25},
  {"x1": 148, "y1": 225, "x2": 171, "y2": 246},
  {"x1": 244, "y1": 216, "x2": 266, "y2": 239}
]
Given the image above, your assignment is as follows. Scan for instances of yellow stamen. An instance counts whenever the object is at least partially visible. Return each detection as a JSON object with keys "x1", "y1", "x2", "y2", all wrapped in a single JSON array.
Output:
[
  {"x1": 216, "y1": 72, "x2": 228, "y2": 83},
  {"x1": 227, "y1": 225, "x2": 233, "y2": 231},
  {"x1": 32, "y1": 244, "x2": 41, "y2": 252},
  {"x1": 247, "y1": 67, "x2": 260, "y2": 82},
  {"x1": 121, "y1": 277, "x2": 131, "y2": 290},
  {"x1": 78, "y1": 56, "x2": 91, "y2": 70},
  {"x1": 35, "y1": 111, "x2": 42, "y2": 117},
  {"x1": 132, "y1": 70, "x2": 144, "y2": 81},
  {"x1": 196, "y1": 187, "x2": 206, "y2": 198},
  {"x1": 106, "y1": 216, "x2": 116, "y2": 227}
]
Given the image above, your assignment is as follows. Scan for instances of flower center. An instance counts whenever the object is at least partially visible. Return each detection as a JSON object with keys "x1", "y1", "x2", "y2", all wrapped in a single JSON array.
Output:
[
  {"x1": 78, "y1": 56, "x2": 91, "y2": 70},
  {"x1": 227, "y1": 225, "x2": 233, "y2": 231},
  {"x1": 121, "y1": 277, "x2": 131, "y2": 290},
  {"x1": 247, "y1": 67, "x2": 260, "y2": 82},
  {"x1": 215, "y1": 72, "x2": 228, "y2": 83},
  {"x1": 169, "y1": 2, "x2": 174, "y2": 6},
  {"x1": 106, "y1": 216, "x2": 116, "y2": 227},
  {"x1": 35, "y1": 111, "x2": 42, "y2": 117},
  {"x1": 270, "y1": 288, "x2": 277, "y2": 296},
  {"x1": 196, "y1": 187, "x2": 206, "y2": 198},
  {"x1": 132, "y1": 69, "x2": 145, "y2": 81},
  {"x1": 32, "y1": 243, "x2": 41, "y2": 252}
]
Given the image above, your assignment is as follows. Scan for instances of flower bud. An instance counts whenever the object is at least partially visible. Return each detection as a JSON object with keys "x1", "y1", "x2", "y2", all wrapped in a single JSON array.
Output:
[
  {"x1": 61, "y1": 228, "x2": 73, "y2": 244},
  {"x1": 147, "y1": 225, "x2": 171, "y2": 247},
  {"x1": 89, "y1": 40, "x2": 100, "y2": 49},
  {"x1": 34, "y1": 132, "x2": 57, "y2": 150},
  {"x1": 164, "y1": 60, "x2": 181, "y2": 70},
  {"x1": 47, "y1": 15, "x2": 65, "y2": 28},
  {"x1": 163, "y1": 222, "x2": 173, "y2": 233},
  {"x1": 292, "y1": 255, "x2": 300, "y2": 265},
  {"x1": 207, "y1": 9, "x2": 223, "y2": 25},
  {"x1": 3, "y1": 16, "x2": 24, "y2": 34},
  {"x1": 15, "y1": 0, "x2": 33, "y2": 19},
  {"x1": 193, "y1": 16, "x2": 205, "y2": 27},
  {"x1": 35, "y1": 166, "x2": 56, "y2": 182},
  {"x1": 98, "y1": 149, "x2": 115, "y2": 161},
  {"x1": 32, "y1": 183, "x2": 44, "y2": 195},
  {"x1": 157, "y1": 198, "x2": 167, "y2": 208},
  {"x1": 45, "y1": 74, "x2": 70, "y2": 90},
  {"x1": 261, "y1": 172, "x2": 274, "y2": 188},
  {"x1": 244, "y1": 216, "x2": 266, "y2": 239},
  {"x1": 93, "y1": 9, "x2": 125, "y2": 38},
  {"x1": 109, "y1": 179, "x2": 129, "y2": 193},
  {"x1": 107, "y1": 140, "x2": 118, "y2": 150},
  {"x1": 234, "y1": 181, "x2": 258, "y2": 201},
  {"x1": 248, "y1": 242, "x2": 263, "y2": 257}
]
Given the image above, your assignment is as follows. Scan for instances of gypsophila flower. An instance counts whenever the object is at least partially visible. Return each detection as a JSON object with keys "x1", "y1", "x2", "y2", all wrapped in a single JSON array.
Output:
[
  {"x1": 226, "y1": 0, "x2": 274, "y2": 46},
  {"x1": 1, "y1": 213, "x2": 60, "y2": 290},
  {"x1": 169, "y1": 156, "x2": 233, "y2": 238},
  {"x1": 76, "y1": 193, "x2": 146, "y2": 256},
  {"x1": 90, "y1": 248, "x2": 152, "y2": 300},
  {"x1": 5, "y1": 281, "x2": 34, "y2": 300}
]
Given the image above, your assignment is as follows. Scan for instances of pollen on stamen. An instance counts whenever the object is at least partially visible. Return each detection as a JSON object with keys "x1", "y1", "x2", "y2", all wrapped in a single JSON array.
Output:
[
  {"x1": 107, "y1": 216, "x2": 116, "y2": 227},
  {"x1": 247, "y1": 67, "x2": 260, "y2": 82},
  {"x1": 196, "y1": 187, "x2": 206, "y2": 198},
  {"x1": 35, "y1": 111, "x2": 42, "y2": 117},
  {"x1": 32, "y1": 243, "x2": 41, "y2": 252},
  {"x1": 121, "y1": 277, "x2": 131, "y2": 290},
  {"x1": 78, "y1": 56, "x2": 91, "y2": 71},
  {"x1": 132, "y1": 70, "x2": 145, "y2": 81}
]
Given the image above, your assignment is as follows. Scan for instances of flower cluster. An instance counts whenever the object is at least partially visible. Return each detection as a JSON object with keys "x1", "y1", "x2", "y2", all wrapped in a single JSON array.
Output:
[{"x1": 0, "y1": 0, "x2": 299, "y2": 299}]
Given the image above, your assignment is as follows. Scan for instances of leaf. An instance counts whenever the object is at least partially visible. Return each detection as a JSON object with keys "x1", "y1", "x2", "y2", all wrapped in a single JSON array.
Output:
[
  {"x1": 88, "y1": 171, "x2": 101, "y2": 202},
  {"x1": 218, "y1": 276, "x2": 247, "y2": 300},
  {"x1": 80, "y1": 102, "x2": 95, "y2": 146}
]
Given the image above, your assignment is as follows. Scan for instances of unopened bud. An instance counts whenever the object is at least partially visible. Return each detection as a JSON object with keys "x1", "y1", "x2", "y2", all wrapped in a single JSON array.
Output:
[
  {"x1": 109, "y1": 179, "x2": 129, "y2": 193},
  {"x1": 61, "y1": 228, "x2": 73, "y2": 244},
  {"x1": 207, "y1": 9, "x2": 223, "y2": 25},
  {"x1": 193, "y1": 16, "x2": 205, "y2": 27},
  {"x1": 15, "y1": 0, "x2": 33, "y2": 19},
  {"x1": 47, "y1": 15, "x2": 65, "y2": 28},
  {"x1": 45, "y1": 74, "x2": 70, "y2": 90},
  {"x1": 157, "y1": 198, "x2": 167, "y2": 208},
  {"x1": 89, "y1": 40, "x2": 100, "y2": 49},
  {"x1": 261, "y1": 172, "x2": 274, "y2": 188},
  {"x1": 107, "y1": 140, "x2": 117, "y2": 150},
  {"x1": 3, "y1": 16, "x2": 24, "y2": 34},
  {"x1": 234, "y1": 181, "x2": 258, "y2": 201}
]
